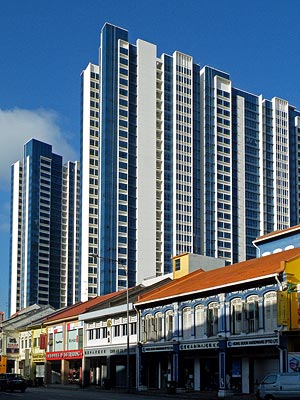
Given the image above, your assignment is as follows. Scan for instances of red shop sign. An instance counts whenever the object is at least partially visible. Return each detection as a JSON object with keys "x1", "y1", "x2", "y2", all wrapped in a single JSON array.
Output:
[{"x1": 46, "y1": 349, "x2": 83, "y2": 361}]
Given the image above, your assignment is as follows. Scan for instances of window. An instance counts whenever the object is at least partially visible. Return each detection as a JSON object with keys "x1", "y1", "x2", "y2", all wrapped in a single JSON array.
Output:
[
  {"x1": 122, "y1": 324, "x2": 127, "y2": 336},
  {"x1": 264, "y1": 291, "x2": 277, "y2": 332},
  {"x1": 231, "y1": 299, "x2": 243, "y2": 334},
  {"x1": 262, "y1": 375, "x2": 277, "y2": 384},
  {"x1": 48, "y1": 333, "x2": 53, "y2": 352},
  {"x1": 95, "y1": 328, "x2": 101, "y2": 339},
  {"x1": 101, "y1": 327, "x2": 107, "y2": 339},
  {"x1": 206, "y1": 303, "x2": 218, "y2": 337},
  {"x1": 195, "y1": 305, "x2": 205, "y2": 338},
  {"x1": 246, "y1": 296, "x2": 259, "y2": 333},
  {"x1": 154, "y1": 313, "x2": 163, "y2": 341},
  {"x1": 182, "y1": 307, "x2": 192, "y2": 339},
  {"x1": 175, "y1": 259, "x2": 180, "y2": 271},
  {"x1": 231, "y1": 296, "x2": 260, "y2": 334},
  {"x1": 130, "y1": 322, "x2": 137, "y2": 335},
  {"x1": 78, "y1": 329, "x2": 83, "y2": 348},
  {"x1": 165, "y1": 311, "x2": 174, "y2": 340},
  {"x1": 54, "y1": 332, "x2": 63, "y2": 351},
  {"x1": 88, "y1": 329, "x2": 94, "y2": 340},
  {"x1": 142, "y1": 314, "x2": 155, "y2": 342},
  {"x1": 67, "y1": 330, "x2": 78, "y2": 350},
  {"x1": 114, "y1": 325, "x2": 120, "y2": 337}
]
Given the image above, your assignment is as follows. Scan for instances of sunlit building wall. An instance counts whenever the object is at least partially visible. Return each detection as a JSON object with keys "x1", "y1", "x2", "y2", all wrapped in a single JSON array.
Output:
[
  {"x1": 79, "y1": 22, "x2": 300, "y2": 298},
  {"x1": 9, "y1": 139, "x2": 80, "y2": 315}
]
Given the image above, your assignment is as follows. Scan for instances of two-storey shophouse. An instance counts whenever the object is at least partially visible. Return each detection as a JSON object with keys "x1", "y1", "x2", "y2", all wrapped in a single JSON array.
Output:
[
  {"x1": 18, "y1": 307, "x2": 55, "y2": 383},
  {"x1": 135, "y1": 248, "x2": 300, "y2": 397},
  {"x1": 79, "y1": 277, "x2": 172, "y2": 390},
  {"x1": 0, "y1": 304, "x2": 54, "y2": 377},
  {"x1": 43, "y1": 293, "x2": 119, "y2": 385}
]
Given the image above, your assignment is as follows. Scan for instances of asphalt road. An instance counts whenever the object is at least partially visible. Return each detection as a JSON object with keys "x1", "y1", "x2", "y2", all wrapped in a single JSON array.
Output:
[
  {"x1": 0, "y1": 386, "x2": 138, "y2": 400},
  {"x1": 1, "y1": 386, "x2": 177, "y2": 400},
  {"x1": 0, "y1": 385, "x2": 257, "y2": 400}
]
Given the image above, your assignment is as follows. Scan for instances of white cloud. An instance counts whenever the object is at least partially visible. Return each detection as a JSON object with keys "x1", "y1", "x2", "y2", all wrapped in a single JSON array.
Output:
[{"x1": 0, "y1": 108, "x2": 78, "y2": 189}]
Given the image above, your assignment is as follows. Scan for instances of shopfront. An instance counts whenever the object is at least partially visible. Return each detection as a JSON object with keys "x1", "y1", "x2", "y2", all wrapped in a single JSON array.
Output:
[
  {"x1": 84, "y1": 345, "x2": 136, "y2": 388},
  {"x1": 179, "y1": 341, "x2": 220, "y2": 391},
  {"x1": 226, "y1": 335, "x2": 280, "y2": 394},
  {"x1": 32, "y1": 352, "x2": 46, "y2": 385},
  {"x1": 45, "y1": 349, "x2": 83, "y2": 384},
  {"x1": 140, "y1": 344, "x2": 176, "y2": 390}
]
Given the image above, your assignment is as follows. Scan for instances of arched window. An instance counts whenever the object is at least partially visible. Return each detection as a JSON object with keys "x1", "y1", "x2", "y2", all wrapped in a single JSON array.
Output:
[
  {"x1": 165, "y1": 310, "x2": 174, "y2": 340},
  {"x1": 207, "y1": 302, "x2": 218, "y2": 337},
  {"x1": 142, "y1": 314, "x2": 155, "y2": 342},
  {"x1": 154, "y1": 312, "x2": 163, "y2": 341},
  {"x1": 264, "y1": 291, "x2": 277, "y2": 332},
  {"x1": 182, "y1": 307, "x2": 192, "y2": 339},
  {"x1": 231, "y1": 298, "x2": 243, "y2": 334},
  {"x1": 245, "y1": 295, "x2": 259, "y2": 333},
  {"x1": 195, "y1": 305, "x2": 205, "y2": 338}
]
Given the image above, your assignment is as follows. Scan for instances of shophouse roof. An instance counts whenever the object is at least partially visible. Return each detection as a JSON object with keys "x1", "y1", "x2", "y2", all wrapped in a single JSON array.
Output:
[
  {"x1": 136, "y1": 247, "x2": 300, "y2": 305},
  {"x1": 43, "y1": 291, "x2": 122, "y2": 324},
  {"x1": 2, "y1": 304, "x2": 55, "y2": 330}
]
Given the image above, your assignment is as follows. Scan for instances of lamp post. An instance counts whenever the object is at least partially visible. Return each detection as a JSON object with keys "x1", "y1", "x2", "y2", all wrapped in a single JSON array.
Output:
[{"x1": 89, "y1": 253, "x2": 130, "y2": 391}]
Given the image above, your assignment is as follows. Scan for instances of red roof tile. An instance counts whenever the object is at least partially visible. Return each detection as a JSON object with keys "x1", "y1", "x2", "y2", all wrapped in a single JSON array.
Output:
[
  {"x1": 44, "y1": 292, "x2": 121, "y2": 324},
  {"x1": 136, "y1": 247, "x2": 300, "y2": 305}
]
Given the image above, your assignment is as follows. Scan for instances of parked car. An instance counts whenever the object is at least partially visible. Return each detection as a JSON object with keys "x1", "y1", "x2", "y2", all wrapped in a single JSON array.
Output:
[
  {"x1": 256, "y1": 372, "x2": 300, "y2": 399},
  {"x1": 0, "y1": 373, "x2": 27, "y2": 392}
]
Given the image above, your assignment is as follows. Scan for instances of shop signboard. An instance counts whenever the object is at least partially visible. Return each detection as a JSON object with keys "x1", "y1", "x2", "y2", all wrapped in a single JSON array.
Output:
[
  {"x1": 46, "y1": 349, "x2": 83, "y2": 361},
  {"x1": 7, "y1": 337, "x2": 19, "y2": 353}
]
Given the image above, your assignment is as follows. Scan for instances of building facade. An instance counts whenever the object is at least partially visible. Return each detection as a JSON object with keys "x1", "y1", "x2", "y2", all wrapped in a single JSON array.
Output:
[
  {"x1": 0, "y1": 304, "x2": 54, "y2": 377},
  {"x1": 79, "y1": 277, "x2": 172, "y2": 389},
  {"x1": 80, "y1": 63, "x2": 100, "y2": 300},
  {"x1": 135, "y1": 248, "x2": 300, "y2": 396},
  {"x1": 80, "y1": 22, "x2": 300, "y2": 299},
  {"x1": 2, "y1": 246, "x2": 300, "y2": 395},
  {"x1": 253, "y1": 225, "x2": 300, "y2": 257},
  {"x1": 9, "y1": 139, "x2": 80, "y2": 315}
]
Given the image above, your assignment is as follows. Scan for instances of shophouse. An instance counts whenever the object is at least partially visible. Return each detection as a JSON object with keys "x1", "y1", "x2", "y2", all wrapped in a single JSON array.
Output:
[
  {"x1": 0, "y1": 304, "x2": 54, "y2": 376},
  {"x1": 79, "y1": 277, "x2": 173, "y2": 389},
  {"x1": 27, "y1": 321, "x2": 48, "y2": 384},
  {"x1": 43, "y1": 293, "x2": 119, "y2": 384},
  {"x1": 135, "y1": 248, "x2": 300, "y2": 397}
]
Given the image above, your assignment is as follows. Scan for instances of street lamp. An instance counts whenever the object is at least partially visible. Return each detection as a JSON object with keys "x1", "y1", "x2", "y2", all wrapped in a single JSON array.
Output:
[{"x1": 89, "y1": 253, "x2": 130, "y2": 391}]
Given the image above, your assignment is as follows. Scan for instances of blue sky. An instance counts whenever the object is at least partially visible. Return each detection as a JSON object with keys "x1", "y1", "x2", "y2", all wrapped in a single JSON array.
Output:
[{"x1": 1, "y1": 0, "x2": 300, "y2": 316}]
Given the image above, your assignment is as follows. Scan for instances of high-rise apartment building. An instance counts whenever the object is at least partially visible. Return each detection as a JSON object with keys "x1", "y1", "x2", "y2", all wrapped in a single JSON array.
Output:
[
  {"x1": 80, "y1": 22, "x2": 300, "y2": 299},
  {"x1": 9, "y1": 139, "x2": 80, "y2": 315},
  {"x1": 80, "y1": 63, "x2": 100, "y2": 300}
]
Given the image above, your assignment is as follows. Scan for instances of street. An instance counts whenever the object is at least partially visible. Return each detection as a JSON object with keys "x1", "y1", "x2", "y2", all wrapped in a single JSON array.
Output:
[
  {"x1": 0, "y1": 386, "x2": 188, "y2": 400},
  {"x1": 0, "y1": 386, "x2": 142, "y2": 400},
  {"x1": 0, "y1": 386, "x2": 138, "y2": 400},
  {"x1": 0, "y1": 386, "x2": 203, "y2": 400},
  {"x1": 0, "y1": 385, "x2": 257, "y2": 400}
]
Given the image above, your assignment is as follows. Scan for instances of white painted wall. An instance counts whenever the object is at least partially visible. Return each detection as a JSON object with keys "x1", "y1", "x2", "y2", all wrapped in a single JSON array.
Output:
[
  {"x1": 80, "y1": 63, "x2": 99, "y2": 300},
  {"x1": 136, "y1": 39, "x2": 157, "y2": 283},
  {"x1": 10, "y1": 161, "x2": 22, "y2": 315}
]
